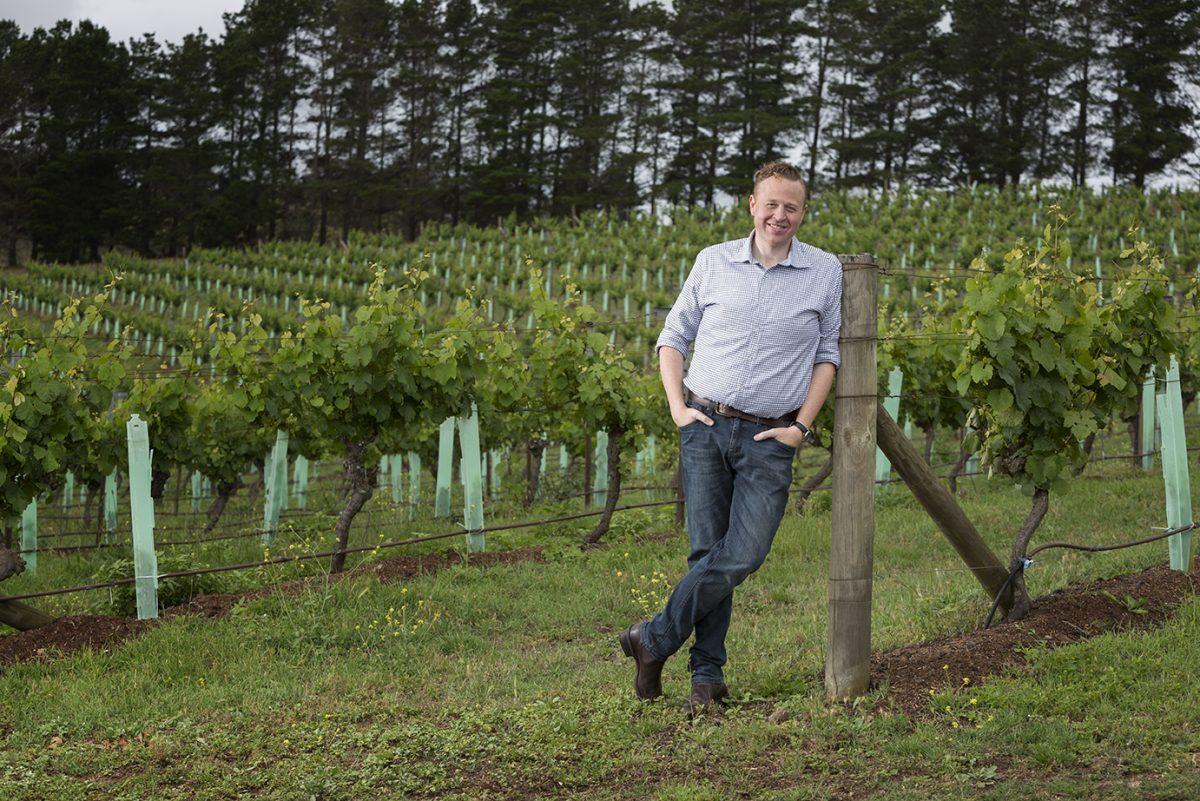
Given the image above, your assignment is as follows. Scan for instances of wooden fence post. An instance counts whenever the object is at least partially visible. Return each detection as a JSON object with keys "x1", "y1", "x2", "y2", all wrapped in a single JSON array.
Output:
[
  {"x1": 827, "y1": 255, "x2": 878, "y2": 701},
  {"x1": 876, "y1": 406, "x2": 1011, "y2": 611}
]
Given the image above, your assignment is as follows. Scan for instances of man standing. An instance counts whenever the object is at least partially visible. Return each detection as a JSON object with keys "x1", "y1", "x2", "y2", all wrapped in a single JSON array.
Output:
[{"x1": 619, "y1": 161, "x2": 842, "y2": 709}]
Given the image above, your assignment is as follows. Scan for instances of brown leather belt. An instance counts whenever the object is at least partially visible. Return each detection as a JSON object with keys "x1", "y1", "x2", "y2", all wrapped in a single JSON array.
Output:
[{"x1": 685, "y1": 389, "x2": 798, "y2": 428}]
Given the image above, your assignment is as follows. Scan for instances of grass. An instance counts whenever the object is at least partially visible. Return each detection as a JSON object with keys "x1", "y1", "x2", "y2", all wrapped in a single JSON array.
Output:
[{"x1": 1, "y1": 455, "x2": 1199, "y2": 799}]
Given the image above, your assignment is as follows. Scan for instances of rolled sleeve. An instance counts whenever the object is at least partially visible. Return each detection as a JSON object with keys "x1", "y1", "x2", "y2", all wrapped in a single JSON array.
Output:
[
  {"x1": 814, "y1": 267, "x2": 843, "y2": 368},
  {"x1": 655, "y1": 255, "x2": 707, "y2": 357}
]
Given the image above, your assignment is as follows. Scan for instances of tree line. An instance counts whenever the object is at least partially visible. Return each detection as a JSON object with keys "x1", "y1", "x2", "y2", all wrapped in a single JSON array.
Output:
[{"x1": 1, "y1": 0, "x2": 1197, "y2": 264}]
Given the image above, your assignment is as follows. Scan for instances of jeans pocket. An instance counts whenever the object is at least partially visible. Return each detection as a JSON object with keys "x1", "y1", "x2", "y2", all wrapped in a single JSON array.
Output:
[
  {"x1": 678, "y1": 398, "x2": 709, "y2": 430},
  {"x1": 762, "y1": 436, "x2": 797, "y2": 457}
]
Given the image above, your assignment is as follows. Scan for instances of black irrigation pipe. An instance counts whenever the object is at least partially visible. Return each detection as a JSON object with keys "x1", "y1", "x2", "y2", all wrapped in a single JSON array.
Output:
[
  {"x1": 981, "y1": 521, "x2": 1200, "y2": 630},
  {"x1": 0, "y1": 498, "x2": 681, "y2": 604}
]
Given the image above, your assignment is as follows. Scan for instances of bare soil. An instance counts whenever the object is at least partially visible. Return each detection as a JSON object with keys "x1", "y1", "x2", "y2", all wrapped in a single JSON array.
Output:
[{"x1": 1, "y1": 550, "x2": 1194, "y2": 720}]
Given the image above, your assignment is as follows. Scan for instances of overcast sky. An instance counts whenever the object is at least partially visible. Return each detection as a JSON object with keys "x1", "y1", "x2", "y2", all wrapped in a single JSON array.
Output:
[{"x1": 0, "y1": 0, "x2": 245, "y2": 44}]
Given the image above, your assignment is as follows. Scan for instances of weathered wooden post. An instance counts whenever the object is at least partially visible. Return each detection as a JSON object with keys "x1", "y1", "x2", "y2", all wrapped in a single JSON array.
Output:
[
  {"x1": 876, "y1": 406, "x2": 1011, "y2": 612},
  {"x1": 827, "y1": 255, "x2": 878, "y2": 701}
]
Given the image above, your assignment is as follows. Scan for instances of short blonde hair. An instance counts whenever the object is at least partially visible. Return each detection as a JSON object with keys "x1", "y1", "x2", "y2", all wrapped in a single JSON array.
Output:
[{"x1": 752, "y1": 161, "x2": 808, "y2": 200}]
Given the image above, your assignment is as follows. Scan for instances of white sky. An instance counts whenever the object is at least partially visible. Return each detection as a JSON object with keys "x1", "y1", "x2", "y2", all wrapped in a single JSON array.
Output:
[{"x1": 0, "y1": 0, "x2": 245, "y2": 44}]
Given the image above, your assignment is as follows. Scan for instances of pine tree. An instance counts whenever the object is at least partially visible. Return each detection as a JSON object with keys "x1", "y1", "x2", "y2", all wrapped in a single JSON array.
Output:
[
  {"x1": 394, "y1": 0, "x2": 445, "y2": 238},
  {"x1": 439, "y1": 0, "x2": 484, "y2": 224},
  {"x1": 210, "y1": 0, "x2": 312, "y2": 244},
  {"x1": 136, "y1": 32, "x2": 222, "y2": 255},
  {"x1": 826, "y1": 0, "x2": 944, "y2": 191},
  {"x1": 549, "y1": 0, "x2": 630, "y2": 215},
  {"x1": 940, "y1": 0, "x2": 1068, "y2": 186},
  {"x1": 661, "y1": 0, "x2": 732, "y2": 207},
  {"x1": 26, "y1": 21, "x2": 138, "y2": 262},
  {"x1": 716, "y1": 0, "x2": 808, "y2": 197},
  {"x1": 1104, "y1": 0, "x2": 1199, "y2": 186},
  {"x1": 611, "y1": 0, "x2": 674, "y2": 213},
  {"x1": 0, "y1": 21, "x2": 37, "y2": 265}
]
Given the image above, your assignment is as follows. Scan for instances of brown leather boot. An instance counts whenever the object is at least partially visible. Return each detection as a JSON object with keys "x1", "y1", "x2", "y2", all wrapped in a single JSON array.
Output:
[
  {"x1": 682, "y1": 682, "x2": 729, "y2": 715},
  {"x1": 618, "y1": 622, "x2": 665, "y2": 700}
]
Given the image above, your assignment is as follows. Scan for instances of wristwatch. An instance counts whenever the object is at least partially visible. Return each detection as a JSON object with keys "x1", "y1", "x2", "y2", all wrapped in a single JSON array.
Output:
[{"x1": 790, "y1": 420, "x2": 821, "y2": 448}]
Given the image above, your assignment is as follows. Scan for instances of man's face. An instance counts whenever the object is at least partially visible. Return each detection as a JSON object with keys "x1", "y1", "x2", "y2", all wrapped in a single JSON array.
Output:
[{"x1": 748, "y1": 176, "x2": 808, "y2": 251}]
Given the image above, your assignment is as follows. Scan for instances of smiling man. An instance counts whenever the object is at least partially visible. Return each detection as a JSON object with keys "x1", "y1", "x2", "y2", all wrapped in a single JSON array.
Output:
[{"x1": 619, "y1": 160, "x2": 843, "y2": 711}]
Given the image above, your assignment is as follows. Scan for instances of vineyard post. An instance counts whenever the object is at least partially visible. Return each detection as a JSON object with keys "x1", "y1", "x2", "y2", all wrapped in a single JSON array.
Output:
[
  {"x1": 295, "y1": 455, "x2": 309, "y2": 510},
  {"x1": 126, "y1": 414, "x2": 159, "y2": 621},
  {"x1": 104, "y1": 471, "x2": 117, "y2": 544},
  {"x1": 826, "y1": 254, "x2": 878, "y2": 701},
  {"x1": 19, "y1": 499, "x2": 36, "y2": 575},
  {"x1": 278, "y1": 447, "x2": 290, "y2": 513},
  {"x1": 435, "y1": 418, "x2": 455, "y2": 517},
  {"x1": 62, "y1": 470, "x2": 74, "y2": 511},
  {"x1": 489, "y1": 449, "x2": 502, "y2": 500},
  {"x1": 1157, "y1": 357, "x2": 1194, "y2": 571},
  {"x1": 593, "y1": 430, "x2": 609, "y2": 507},
  {"x1": 190, "y1": 470, "x2": 202, "y2": 513},
  {"x1": 458, "y1": 403, "x2": 486, "y2": 553},
  {"x1": 875, "y1": 366, "x2": 902, "y2": 489},
  {"x1": 262, "y1": 430, "x2": 288, "y2": 546},
  {"x1": 407, "y1": 452, "x2": 420, "y2": 521},
  {"x1": 389, "y1": 454, "x2": 404, "y2": 505},
  {"x1": 1140, "y1": 368, "x2": 1156, "y2": 470},
  {"x1": 583, "y1": 432, "x2": 593, "y2": 508}
]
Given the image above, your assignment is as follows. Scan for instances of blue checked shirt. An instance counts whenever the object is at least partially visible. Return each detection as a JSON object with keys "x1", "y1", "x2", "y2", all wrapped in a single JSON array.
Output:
[{"x1": 656, "y1": 232, "x2": 843, "y2": 419}]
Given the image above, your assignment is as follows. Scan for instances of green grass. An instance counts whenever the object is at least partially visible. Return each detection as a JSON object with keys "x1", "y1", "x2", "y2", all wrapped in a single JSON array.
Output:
[{"x1": 2, "y1": 463, "x2": 1199, "y2": 799}]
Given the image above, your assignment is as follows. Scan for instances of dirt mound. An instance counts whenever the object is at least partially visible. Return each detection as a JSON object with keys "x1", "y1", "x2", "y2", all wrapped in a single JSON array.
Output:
[
  {"x1": 0, "y1": 614, "x2": 155, "y2": 668},
  {"x1": 872, "y1": 563, "x2": 1198, "y2": 717}
]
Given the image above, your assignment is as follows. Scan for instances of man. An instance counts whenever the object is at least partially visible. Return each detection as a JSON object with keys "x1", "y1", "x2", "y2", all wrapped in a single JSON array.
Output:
[{"x1": 619, "y1": 160, "x2": 842, "y2": 709}]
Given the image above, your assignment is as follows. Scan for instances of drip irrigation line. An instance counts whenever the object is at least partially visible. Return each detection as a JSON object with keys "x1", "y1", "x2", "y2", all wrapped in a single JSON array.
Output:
[
  {"x1": 982, "y1": 521, "x2": 1200, "y2": 629},
  {"x1": 0, "y1": 498, "x2": 682, "y2": 604}
]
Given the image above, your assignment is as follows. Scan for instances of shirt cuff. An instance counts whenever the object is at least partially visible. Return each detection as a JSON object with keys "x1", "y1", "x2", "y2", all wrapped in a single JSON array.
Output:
[
  {"x1": 655, "y1": 332, "x2": 690, "y2": 357},
  {"x1": 814, "y1": 345, "x2": 841, "y2": 368}
]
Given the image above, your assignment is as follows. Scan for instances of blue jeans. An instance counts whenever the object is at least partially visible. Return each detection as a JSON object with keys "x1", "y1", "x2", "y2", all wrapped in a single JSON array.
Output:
[{"x1": 640, "y1": 398, "x2": 795, "y2": 686}]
